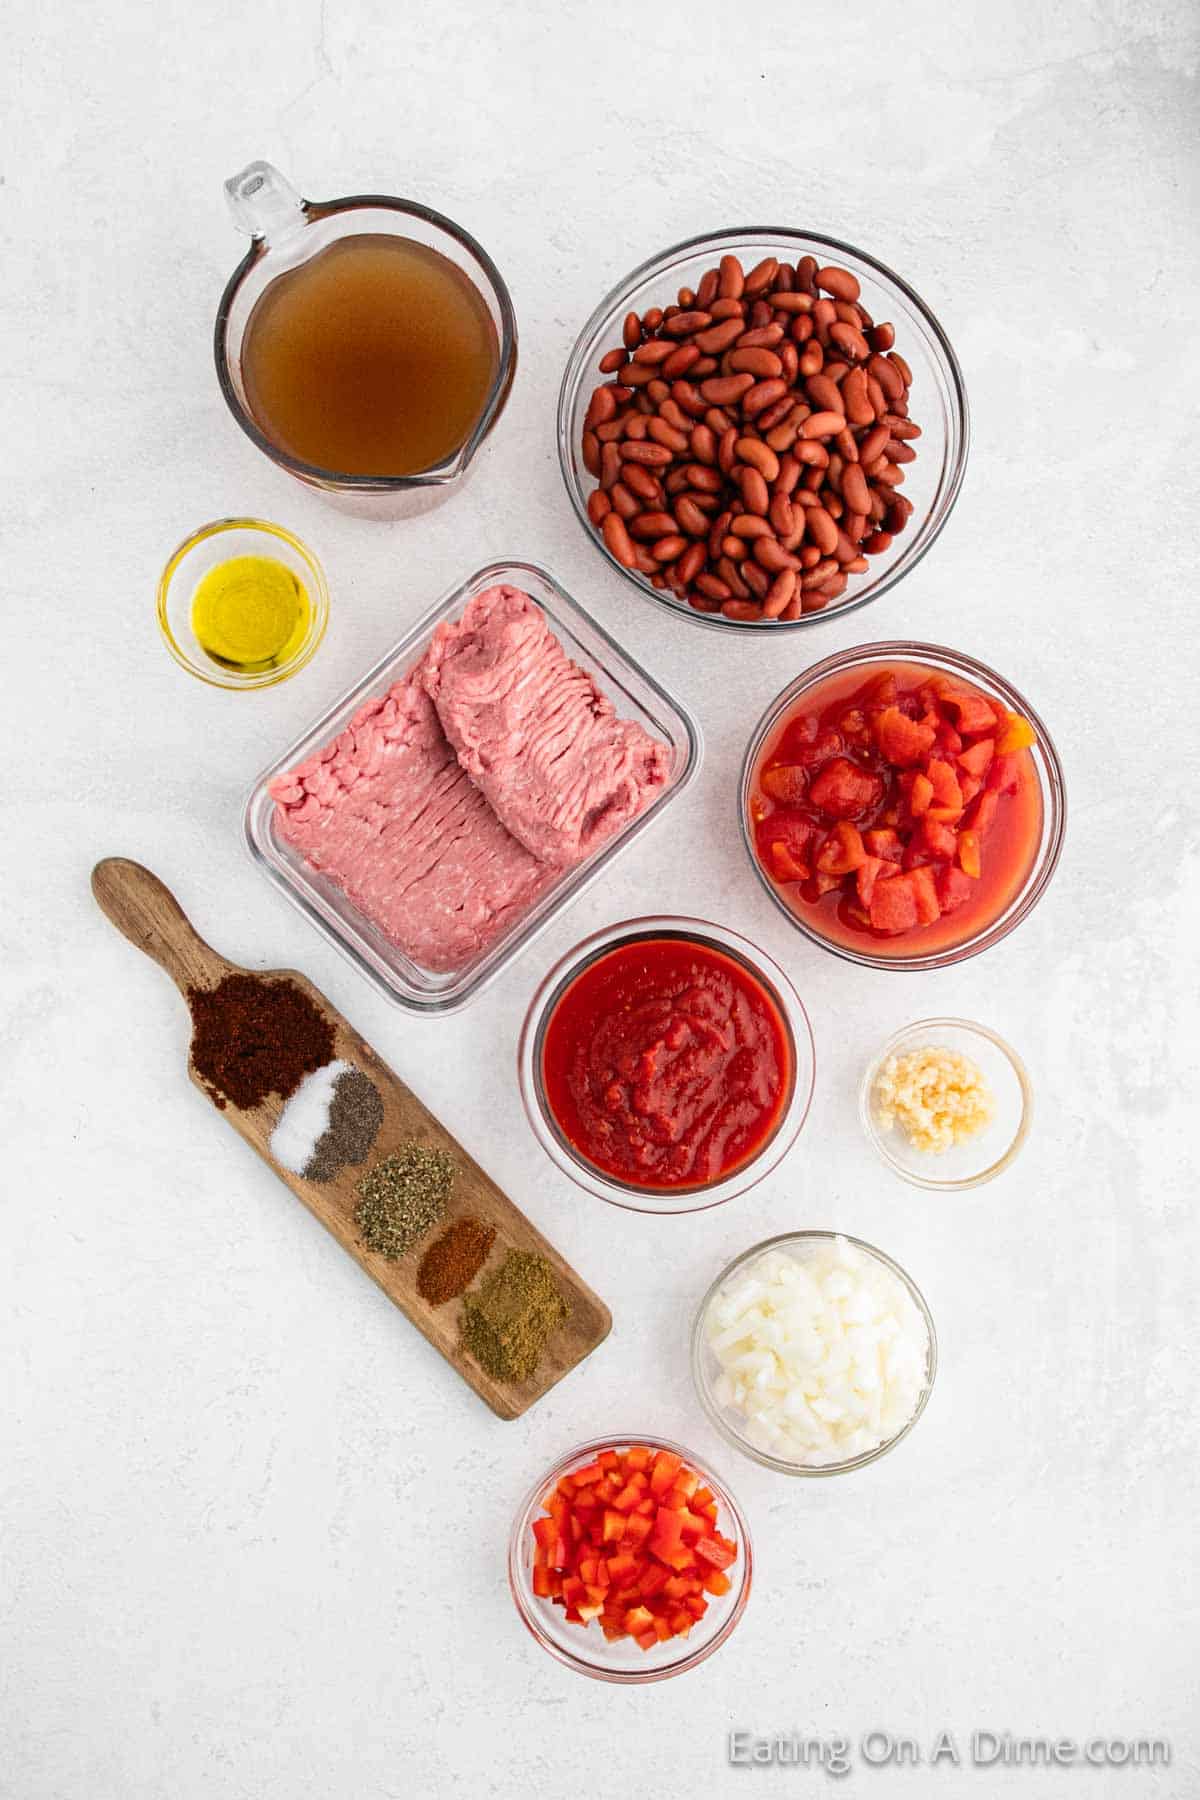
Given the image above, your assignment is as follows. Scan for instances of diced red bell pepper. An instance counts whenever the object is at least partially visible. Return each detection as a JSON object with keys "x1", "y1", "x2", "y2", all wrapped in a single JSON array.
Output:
[
  {"x1": 873, "y1": 704, "x2": 937, "y2": 765},
  {"x1": 648, "y1": 1450, "x2": 683, "y2": 1499},
  {"x1": 532, "y1": 1566, "x2": 562, "y2": 1598},
  {"x1": 703, "y1": 1570, "x2": 732, "y2": 1597},
  {"x1": 623, "y1": 1605, "x2": 654, "y2": 1638},
  {"x1": 695, "y1": 1535, "x2": 738, "y2": 1572},
  {"x1": 602, "y1": 1508, "x2": 626, "y2": 1544},
  {"x1": 809, "y1": 756, "x2": 884, "y2": 820}
]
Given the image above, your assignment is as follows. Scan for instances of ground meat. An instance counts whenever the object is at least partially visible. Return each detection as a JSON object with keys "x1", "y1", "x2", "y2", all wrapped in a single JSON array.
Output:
[{"x1": 421, "y1": 586, "x2": 670, "y2": 866}]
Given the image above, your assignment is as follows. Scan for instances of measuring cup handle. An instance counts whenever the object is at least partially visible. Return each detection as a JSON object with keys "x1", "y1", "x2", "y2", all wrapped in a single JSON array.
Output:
[{"x1": 224, "y1": 160, "x2": 307, "y2": 243}]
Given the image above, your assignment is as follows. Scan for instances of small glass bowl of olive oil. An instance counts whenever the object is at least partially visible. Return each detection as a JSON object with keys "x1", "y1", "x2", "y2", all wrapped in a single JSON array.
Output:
[{"x1": 157, "y1": 517, "x2": 329, "y2": 690}]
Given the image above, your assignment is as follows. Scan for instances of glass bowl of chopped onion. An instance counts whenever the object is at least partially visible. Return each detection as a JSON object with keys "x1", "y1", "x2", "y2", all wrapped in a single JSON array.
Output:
[
  {"x1": 860, "y1": 1017, "x2": 1032, "y2": 1190},
  {"x1": 691, "y1": 1232, "x2": 937, "y2": 1476}
]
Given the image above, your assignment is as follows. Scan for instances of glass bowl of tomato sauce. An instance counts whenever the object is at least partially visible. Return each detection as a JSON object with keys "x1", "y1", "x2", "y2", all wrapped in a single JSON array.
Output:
[
  {"x1": 518, "y1": 917, "x2": 815, "y2": 1214},
  {"x1": 509, "y1": 1435, "x2": 753, "y2": 1682},
  {"x1": 740, "y1": 643, "x2": 1066, "y2": 969}
]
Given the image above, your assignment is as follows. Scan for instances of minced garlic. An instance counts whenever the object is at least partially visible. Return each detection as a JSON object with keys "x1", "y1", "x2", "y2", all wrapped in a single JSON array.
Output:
[{"x1": 874, "y1": 1045, "x2": 994, "y2": 1154}]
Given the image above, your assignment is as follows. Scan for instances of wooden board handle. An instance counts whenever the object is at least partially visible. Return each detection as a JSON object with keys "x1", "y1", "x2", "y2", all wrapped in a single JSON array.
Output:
[{"x1": 91, "y1": 859, "x2": 231, "y2": 995}]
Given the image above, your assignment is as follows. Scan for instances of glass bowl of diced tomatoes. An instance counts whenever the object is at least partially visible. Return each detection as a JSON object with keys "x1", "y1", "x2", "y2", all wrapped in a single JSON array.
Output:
[
  {"x1": 740, "y1": 641, "x2": 1066, "y2": 968},
  {"x1": 509, "y1": 1436, "x2": 753, "y2": 1682}
]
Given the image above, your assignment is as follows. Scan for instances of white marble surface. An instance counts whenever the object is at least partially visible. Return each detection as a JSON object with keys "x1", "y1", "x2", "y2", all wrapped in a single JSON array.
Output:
[{"x1": 4, "y1": 3, "x2": 1198, "y2": 1795}]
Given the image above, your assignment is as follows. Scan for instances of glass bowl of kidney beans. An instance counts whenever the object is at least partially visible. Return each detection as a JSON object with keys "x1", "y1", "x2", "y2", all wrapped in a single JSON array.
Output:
[{"x1": 559, "y1": 229, "x2": 968, "y2": 630}]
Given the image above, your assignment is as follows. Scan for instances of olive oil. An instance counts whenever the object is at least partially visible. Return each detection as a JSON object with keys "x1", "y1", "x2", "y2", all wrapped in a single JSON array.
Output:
[
  {"x1": 238, "y1": 234, "x2": 500, "y2": 477},
  {"x1": 191, "y1": 555, "x2": 312, "y2": 673}
]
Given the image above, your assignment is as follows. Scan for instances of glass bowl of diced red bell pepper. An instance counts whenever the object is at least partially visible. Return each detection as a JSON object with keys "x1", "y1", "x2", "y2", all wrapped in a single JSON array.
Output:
[
  {"x1": 740, "y1": 641, "x2": 1066, "y2": 969},
  {"x1": 509, "y1": 1436, "x2": 752, "y2": 1682}
]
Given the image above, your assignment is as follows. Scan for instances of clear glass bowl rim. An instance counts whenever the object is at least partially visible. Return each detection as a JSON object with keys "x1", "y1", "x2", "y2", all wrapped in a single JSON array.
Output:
[
  {"x1": 517, "y1": 914, "x2": 816, "y2": 1214},
  {"x1": 738, "y1": 638, "x2": 1067, "y2": 969},
  {"x1": 156, "y1": 515, "x2": 330, "y2": 690},
  {"x1": 508, "y1": 1432, "x2": 753, "y2": 1683},
  {"x1": 858, "y1": 1016, "x2": 1033, "y2": 1191},
  {"x1": 557, "y1": 223, "x2": 970, "y2": 632},
  {"x1": 691, "y1": 1230, "x2": 938, "y2": 1477},
  {"x1": 214, "y1": 190, "x2": 518, "y2": 490}
]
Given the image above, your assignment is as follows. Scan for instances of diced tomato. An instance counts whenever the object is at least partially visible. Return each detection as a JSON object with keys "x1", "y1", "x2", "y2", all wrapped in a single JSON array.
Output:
[
  {"x1": 869, "y1": 871, "x2": 919, "y2": 934},
  {"x1": 926, "y1": 757, "x2": 963, "y2": 812},
  {"x1": 809, "y1": 756, "x2": 884, "y2": 820},
  {"x1": 839, "y1": 707, "x2": 870, "y2": 746},
  {"x1": 936, "y1": 681, "x2": 999, "y2": 736},
  {"x1": 963, "y1": 789, "x2": 999, "y2": 834},
  {"x1": 917, "y1": 816, "x2": 958, "y2": 861},
  {"x1": 873, "y1": 704, "x2": 937, "y2": 765},
  {"x1": 862, "y1": 670, "x2": 898, "y2": 705},
  {"x1": 909, "y1": 771, "x2": 934, "y2": 816},
  {"x1": 758, "y1": 814, "x2": 814, "y2": 883},
  {"x1": 958, "y1": 738, "x2": 994, "y2": 778},
  {"x1": 986, "y1": 752, "x2": 1021, "y2": 796},
  {"x1": 760, "y1": 764, "x2": 808, "y2": 804},
  {"x1": 810, "y1": 869, "x2": 842, "y2": 897},
  {"x1": 814, "y1": 820, "x2": 866, "y2": 874},
  {"x1": 855, "y1": 855, "x2": 888, "y2": 907},
  {"x1": 907, "y1": 863, "x2": 940, "y2": 925},
  {"x1": 995, "y1": 712, "x2": 1036, "y2": 754},
  {"x1": 864, "y1": 826, "x2": 902, "y2": 863},
  {"x1": 958, "y1": 830, "x2": 982, "y2": 878},
  {"x1": 936, "y1": 864, "x2": 976, "y2": 913}
]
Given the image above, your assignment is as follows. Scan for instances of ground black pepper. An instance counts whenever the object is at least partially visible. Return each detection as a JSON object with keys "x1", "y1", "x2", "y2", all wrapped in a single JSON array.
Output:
[
  {"x1": 187, "y1": 974, "x2": 335, "y2": 1111},
  {"x1": 460, "y1": 1251, "x2": 569, "y2": 1383},
  {"x1": 305, "y1": 1068, "x2": 384, "y2": 1181}
]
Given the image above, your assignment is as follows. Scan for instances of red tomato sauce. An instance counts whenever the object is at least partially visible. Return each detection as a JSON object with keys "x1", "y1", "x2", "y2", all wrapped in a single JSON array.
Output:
[
  {"x1": 749, "y1": 661, "x2": 1044, "y2": 957},
  {"x1": 540, "y1": 936, "x2": 792, "y2": 1190}
]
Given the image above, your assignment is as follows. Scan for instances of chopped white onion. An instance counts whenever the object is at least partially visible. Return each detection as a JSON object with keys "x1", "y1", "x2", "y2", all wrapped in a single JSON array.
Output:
[{"x1": 703, "y1": 1235, "x2": 930, "y2": 1467}]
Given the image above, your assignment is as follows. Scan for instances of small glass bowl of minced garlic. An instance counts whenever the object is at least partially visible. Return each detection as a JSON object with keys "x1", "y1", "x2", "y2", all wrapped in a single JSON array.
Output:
[
  {"x1": 157, "y1": 518, "x2": 329, "y2": 690},
  {"x1": 859, "y1": 1019, "x2": 1032, "y2": 1190}
]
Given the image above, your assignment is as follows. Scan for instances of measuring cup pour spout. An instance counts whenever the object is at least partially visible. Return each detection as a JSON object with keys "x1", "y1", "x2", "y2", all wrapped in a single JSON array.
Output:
[{"x1": 224, "y1": 160, "x2": 308, "y2": 244}]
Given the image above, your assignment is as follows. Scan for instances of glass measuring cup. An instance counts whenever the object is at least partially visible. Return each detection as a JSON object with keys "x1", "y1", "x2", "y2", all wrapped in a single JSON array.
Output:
[{"x1": 214, "y1": 161, "x2": 517, "y2": 518}]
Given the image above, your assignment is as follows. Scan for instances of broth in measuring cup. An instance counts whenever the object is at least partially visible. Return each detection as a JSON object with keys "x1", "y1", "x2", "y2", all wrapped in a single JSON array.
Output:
[{"x1": 239, "y1": 234, "x2": 500, "y2": 477}]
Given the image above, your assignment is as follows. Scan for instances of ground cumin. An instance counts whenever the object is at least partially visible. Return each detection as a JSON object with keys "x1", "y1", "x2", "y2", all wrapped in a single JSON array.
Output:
[
  {"x1": 460, "y1": 1250, "x2": 569, "y2": 1383},
  {"x1": 187, "y1": 973, "x2": 335, "y2": 1111},
  {"x1": 417, "y1": 1217, "x2": 496, "y2": 1306}
]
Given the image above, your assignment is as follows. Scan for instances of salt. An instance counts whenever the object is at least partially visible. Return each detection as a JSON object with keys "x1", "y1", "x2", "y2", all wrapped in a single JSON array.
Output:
[{"x1": 269, "y1": 1060, "x2": 350, "y2": 1174}]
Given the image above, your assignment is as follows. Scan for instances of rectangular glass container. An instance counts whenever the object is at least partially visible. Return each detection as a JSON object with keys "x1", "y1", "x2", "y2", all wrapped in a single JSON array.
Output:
[{"x1": 244, "y1": 560, "x2": 702, "y2": 1013}]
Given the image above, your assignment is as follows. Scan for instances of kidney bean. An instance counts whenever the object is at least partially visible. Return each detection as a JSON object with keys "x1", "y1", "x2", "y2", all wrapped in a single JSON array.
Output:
[
  {"x1": 869, "y1": 321, "x2": 895, "y2": 352},
  {"x1": 805, "y1": 374, "x2": 843, "y2": 414},
  {"x1": 736, "y1": 437, "x2": 780, "y2": 482},
  {"x1": 717, "y1": 557, "x2": 752, "y2": 599},
  {"x1": 754, "y1": 537, "x2": 800, "y2": 573},
  {"x1": 675, "y1": 541, "x2": 706, "y2": 584},
  {"x1": 648, "y1": 417, "x2": 690, "y2": 453},
  {"x1": 721, "y1": 598, "x2": 763, "y2": 621},
  {"x1": 864, "y1": 529, "x2": 892, "y2": 555},
  {"x1": 731, "y1": 513, "x2": 774, "y2": 539},
  {"x1": 621, "y1": 312, "x2": 641, "y2": 350},
  {"x1": 795, "y1": 255, "x2": 819, "y2": 295},
  {"x1": 718, "y1": 427, "x2": 739, "y2": 473},
  {"x1": 718, "y1": 254, "x2": 745, "y2": 299},
  {"x1": 583, "y1": 430, "x2": 601, "y2": 476},
  {"x1": 680, "y1": 463, "x2": 721, "y2": 494},
  {"x1": 800, "y1": 410, "x2": 844, "y2": 439},
  {"x1": 674, "y1": 495, "x2": 711, "y2": 537},
  {"x1": 610, "y1": 482, "x2": 640, "y2": 520},
  {"x1": 886, "y1": 415, "x2": 922, "y2": 440},
  {"x1": 622, "y1": 464, "x2": 659, "y2": 503},
  {"x1": 765, "y1": 420, "x2": 799, "y2": 452},
  {"x1": 730, "y1": 347, "x2": 784, "y2": 378},
  {"x1": 633, "y1": 338, "x2": 678, "y2": 367},
  {"x1": 740, "y1": 378, "x2": 787, "y2": 419},
  {"x1": 775, "y1": 454, "x2": 800, "y2": 495},
  {"x1": 741, "y1": 560, "x2": 770, "y2": 598},
  {"x1": 743, "y1": 255, "x2": 779, "y2": 295},
  {"x1": 769, "y1": 493, "x2": 795, "y2": 538},
  {"x1": 629, "y1": 511, "x2": 677, "y2": 540},
  {"x1": 586, "y1": 489, "x2": 612, "y2": 526},
  {"x1": 737, "y1": 324, "x2": 785, "y2": 350},
  {"x1": 601, "y1": 511, "x2": 637, "y2": 566},
  {"x1": 662, "y1": 344, "x2": 702, "y2": 379},
  {"x1": 771, "y1": 292, "x2": 814, "y2": 314},
  {"x1": 693, "y1": 318, "x2": 745, "y2": 355},
  {"x1": 740, "y1": 467, "x2": 770, "y2": 515},
  {"x1": 763, "y1": 568, "x2": 797, "y2": 617},
  {"x1": 665, "y1": 310, "x2": 713, "y2": 337},
  {"x1": 671, "y1": 380, "x2": 707, "y2": 416},
  {"x1": 817, "y1": 264, "x2": 860, "y2": 302},
  {"x1": 889, "y1": 439, "x2": 917, "y2": 464},
  {"x1": 696, "y1": 268, "x2": 720, "y2": 307},
  {"x1": 802, "y1": 558, "x2": 839, "y2": 588},
  {"x1": 696, "y1": 572, "x2": 733, "y2": 600},
  {"x1": 689, "y1": 424, "x2": 717, "y2": 464},
  {"x1": 721, "y1": 534, "x2": 748, "y2": 559},
  {"x1": 774, "y1": 264, "x2": 795, "y2": 292},
  {"x1": 790, "y1": 313, "x2": 814, "y2": 344},
  {"x1": 756, "y1": 396, "x2": 795, "y2": 431},
  {"x1": 657, "y1": 398, "x2": 690, "y2": 433},
  {"x1": 600, "y1": 442, "x2": 622, "y2": 489},
  {"x1": 621, "y1": 441, "x2": 673, "y2": 466},
  {"x1": 748, "y1": 298, "x2": 774, "y2": 329},
  {"x1": 841, "y1": 366, "x2": 875, "y2": 426},
  {"x1": 869, "y1": 353, "x2": 904, "y2": 401},
  {"x1": 697, "y1": 374, "x2": 752, "y2": 405},
  {"x1": 844, "y1": 509, "x2": 868, "y2": 542},
  {"x1": 889, "y1": 351, "x2": 913, "y2": 386},
  {"x1": 599, "y1": 347, "x2": 628, "y2": 374},
  {"x1": 652, "y1": 533, "x2": 688, "y2": 562},
  {"x1": 798, "y1": 343, "x2": 824, "y2": 377}
]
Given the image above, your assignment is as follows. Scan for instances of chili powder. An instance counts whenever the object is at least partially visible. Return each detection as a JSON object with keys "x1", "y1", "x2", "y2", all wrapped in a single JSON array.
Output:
[
  {"x1": 417, "y1": 1217, "x2": 496, "y2": 1306},
  {"x1": 187, "y1": 973, "x2": 335, "y2": 1111}
]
